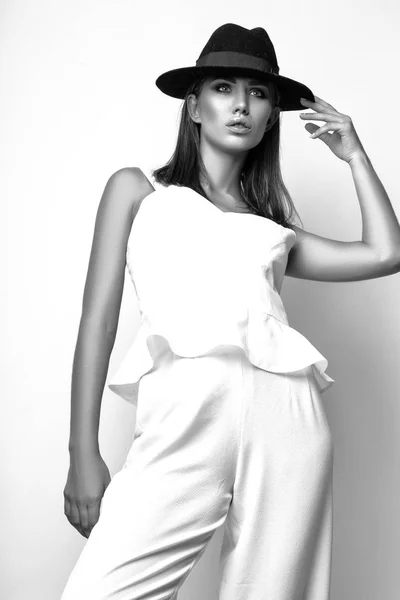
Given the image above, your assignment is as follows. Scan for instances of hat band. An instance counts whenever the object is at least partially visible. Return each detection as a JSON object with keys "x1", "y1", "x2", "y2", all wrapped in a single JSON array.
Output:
[{"x1": 196, "y1": 51, "x2": 280, "y2": 75}]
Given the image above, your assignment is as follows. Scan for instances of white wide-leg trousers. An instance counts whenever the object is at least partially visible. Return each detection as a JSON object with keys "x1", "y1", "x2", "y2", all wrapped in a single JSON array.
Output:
[{"x1": 61, "y1": 344, "x2": 334, "y2": 600}]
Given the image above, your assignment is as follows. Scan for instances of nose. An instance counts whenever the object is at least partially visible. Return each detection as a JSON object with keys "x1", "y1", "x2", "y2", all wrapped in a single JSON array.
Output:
[{"x1": 232, "y1": 85, "x2": 249, "y2": 115}]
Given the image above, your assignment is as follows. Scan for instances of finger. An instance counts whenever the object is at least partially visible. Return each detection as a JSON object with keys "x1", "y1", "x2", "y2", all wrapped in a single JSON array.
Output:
[
  {"x1": 79, "y1": 503, "x2": 95, "y2": 538},
  {"x1": 310, "y1": 121, "x2": 342, "y2": 138},
  {"x1": 65, "y1": 500, "x2": 80, "y2": 524},
  {"x1": 65, "y1": 501, "x2": 88, "y2": 537},
  {"x1": 301, "y1": 96, "x2": 339, "y2": 115},
  {"x1": 300, "y1": 96, "x2": 321, "y2": 108},
  {"x1": 78, "y1": 503, "x2": 89, "y2": 531},
  {"x1": 300, "y1": 112, "x2": 341, "y2": 122},
  {"x1": 76, "y1": 524, "x2": 89, "y2": 538},
  {"x1": 300, "y1": 96, "x2": 330, "y2": 109},
  {"x1": 87, "y1": 501, "x2": 101, "y2": 532},
  {"x1": 313, "y1": 95, "x2": 339, "y2": 113},
  {"x1": 64, "y1": 496, "x2": 70, "y2": 516},
  {"x1": 79, "y1": 504, "x2": 90, "y2": 538}
]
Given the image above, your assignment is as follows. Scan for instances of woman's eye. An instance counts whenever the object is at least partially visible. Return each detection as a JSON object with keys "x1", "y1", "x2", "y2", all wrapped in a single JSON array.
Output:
[
  {"x1": 216, "y1": 84, "x2": 230, "y2": 92},
  {"x1": 215, "y1": 84, "x2": 265, "y2": 97}
]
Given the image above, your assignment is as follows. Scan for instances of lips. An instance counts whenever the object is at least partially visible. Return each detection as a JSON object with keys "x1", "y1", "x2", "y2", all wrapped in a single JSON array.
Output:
[{"x1": 226, "y1": 117, "x2": 251, "y2": 129}]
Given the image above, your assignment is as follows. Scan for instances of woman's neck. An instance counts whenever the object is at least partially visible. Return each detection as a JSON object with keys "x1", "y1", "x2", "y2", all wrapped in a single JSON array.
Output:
[
  {"x1": 198, "y1": 146, "x2": 247, "y2": 195},
  {"x1": 200, "y1": 181, "x2": 251, "y2": 214},
  {"x1": 199, "y1": 172, "x2": 251, "y2": 213}
]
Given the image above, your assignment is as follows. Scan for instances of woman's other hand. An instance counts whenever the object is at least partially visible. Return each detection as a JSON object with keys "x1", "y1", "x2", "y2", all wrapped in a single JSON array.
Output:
[
  {"x1": 300, "y1": 95, "x2": 366, "y2": 164},
  {"x1": 63, "y1": 450, "x2": 111, "y2": 538}
]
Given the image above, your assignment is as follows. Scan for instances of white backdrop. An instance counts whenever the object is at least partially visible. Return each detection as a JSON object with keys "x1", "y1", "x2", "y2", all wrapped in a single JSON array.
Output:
[{"x1": 2, "y1": 1, "x2": 400, "y2": 598}]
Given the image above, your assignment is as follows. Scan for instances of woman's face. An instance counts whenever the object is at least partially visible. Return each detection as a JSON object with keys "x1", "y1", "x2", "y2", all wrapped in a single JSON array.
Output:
[{"x1": 188, "y1": 75, "x2": 280, "y2": 152}]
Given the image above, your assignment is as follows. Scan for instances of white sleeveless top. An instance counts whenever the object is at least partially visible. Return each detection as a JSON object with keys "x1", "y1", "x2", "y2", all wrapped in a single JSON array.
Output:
[{"x1": 108, "y1": 167, "x2": 335, "y2": 406}]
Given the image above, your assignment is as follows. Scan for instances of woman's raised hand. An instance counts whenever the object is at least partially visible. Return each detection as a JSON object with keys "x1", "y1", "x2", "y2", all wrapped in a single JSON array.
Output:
[
  {"x1": 63, "y1": 450, "x2": 111, "y2": 538},
  {"x1": 299, "y1": 95, "x2": 366, "y2": 164}
]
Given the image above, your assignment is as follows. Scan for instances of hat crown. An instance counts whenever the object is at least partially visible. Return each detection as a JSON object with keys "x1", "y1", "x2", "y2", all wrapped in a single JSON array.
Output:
[
  {"x1": 197, "y1": 23, "x2": 279, "y2": 70},
  {"x1": 155, "y1": 22, "x2": 315, "y2": 110}
]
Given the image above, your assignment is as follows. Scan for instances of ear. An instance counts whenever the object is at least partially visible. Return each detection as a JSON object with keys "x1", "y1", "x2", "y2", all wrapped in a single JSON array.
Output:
[
  {"x1": 187, "y1": 94, "x2": 201, "y2": 124},
  {"x1": 265, "y1": 106, "x2": 281, "y2": 131}
]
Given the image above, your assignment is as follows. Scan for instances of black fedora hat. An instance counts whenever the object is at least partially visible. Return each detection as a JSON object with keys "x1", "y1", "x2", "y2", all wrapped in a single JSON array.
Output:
[{"x1": 155, "y1": 23, "x2": 315, "y2": 112}]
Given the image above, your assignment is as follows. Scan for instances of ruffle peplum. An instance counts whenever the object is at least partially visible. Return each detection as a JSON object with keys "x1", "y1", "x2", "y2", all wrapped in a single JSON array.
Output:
[{"x1": 107, "y1": 174, "x2": 335, "y2": 407}]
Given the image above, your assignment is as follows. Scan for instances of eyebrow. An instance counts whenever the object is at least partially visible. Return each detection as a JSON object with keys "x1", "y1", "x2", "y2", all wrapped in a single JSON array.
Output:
[{"x1": 211, "y1": 75, "x2": 269, "y2": 88}]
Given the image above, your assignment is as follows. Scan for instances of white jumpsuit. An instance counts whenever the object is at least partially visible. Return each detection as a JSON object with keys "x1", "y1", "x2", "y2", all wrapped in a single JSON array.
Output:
[{"x1": 60, "y1": 168, "x2": 335, "y2": 600}]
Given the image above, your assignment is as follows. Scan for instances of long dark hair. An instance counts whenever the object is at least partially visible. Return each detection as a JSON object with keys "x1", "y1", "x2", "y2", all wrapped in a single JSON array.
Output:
[{"x1": 152, "y1": 73, "x2": 303, "y2": 230}]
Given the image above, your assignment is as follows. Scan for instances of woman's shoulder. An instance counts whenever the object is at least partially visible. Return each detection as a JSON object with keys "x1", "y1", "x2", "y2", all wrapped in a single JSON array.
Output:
[
  {"x1": 114, "y1": 165, "x2": 157, "y2": 192},
  {"x1": 106, "y1": 167, "x2": 158, "y2": 220},
  {"x1": 108, "y1": 166, "x2": 155, "y2": 191}
]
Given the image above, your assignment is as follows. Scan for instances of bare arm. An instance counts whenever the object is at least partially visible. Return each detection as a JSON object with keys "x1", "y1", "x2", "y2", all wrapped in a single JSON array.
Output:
[
  {"x1": 287, "y1": 96, "x2": 400, "y2": 282},
  {"x1": 286, "y1": 153, "x2": 400, "y2": 282},
  {"x1": 285, "y1": 227, "x2": 400, "y2": 282},
  {"x1": 68, "y1": 167, "x2": 154, "y2": 455}
]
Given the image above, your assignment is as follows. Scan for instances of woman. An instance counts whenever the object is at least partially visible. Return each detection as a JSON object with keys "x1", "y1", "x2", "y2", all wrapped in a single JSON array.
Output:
[{"x1": 62, "y1": 23, "x2": 400, "y2": 600}]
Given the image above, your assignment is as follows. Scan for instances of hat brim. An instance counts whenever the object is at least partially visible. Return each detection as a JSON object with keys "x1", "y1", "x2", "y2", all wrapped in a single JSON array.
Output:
[{"x1": 155, "y1": 66, "x2": 314, "y2": 111}]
